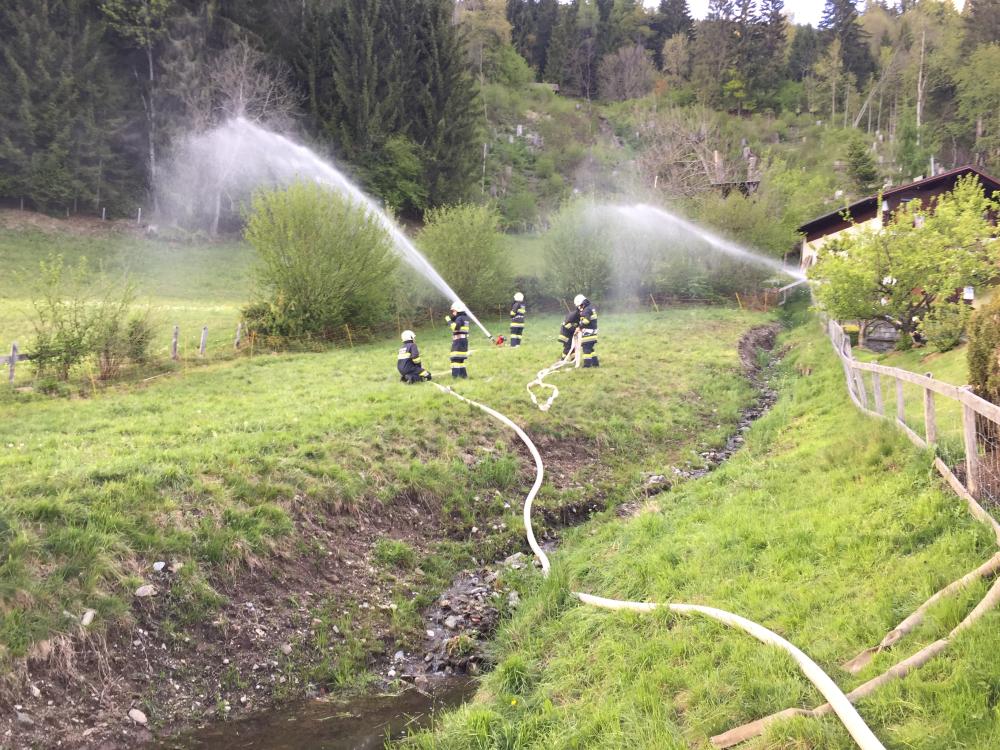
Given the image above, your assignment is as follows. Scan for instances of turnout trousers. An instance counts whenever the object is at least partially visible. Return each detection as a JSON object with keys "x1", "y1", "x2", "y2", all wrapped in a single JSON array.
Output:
[
  {"x1": 581, "y1": 331, "x2": 599, "y2": 367},
  {"x1": 450, "y1": 336, "x2": 469, "y2": 378}
]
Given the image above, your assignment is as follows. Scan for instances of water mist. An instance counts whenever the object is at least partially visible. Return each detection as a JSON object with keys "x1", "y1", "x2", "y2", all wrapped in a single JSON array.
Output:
[
  {"x1": 615, "y1": 204, "x2": 806, "y2": 281},
  {"x1": 159, "y1": 117, "x2": 492, "y2": 338}
]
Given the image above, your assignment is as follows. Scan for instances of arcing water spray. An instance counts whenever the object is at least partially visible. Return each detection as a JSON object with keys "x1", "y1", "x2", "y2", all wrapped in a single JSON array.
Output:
[
  {"x1": 616, "y1": 204, "x2": 806, "y2": 282},
  {"x1": 160, "y1": 118, "x2": 492, "y2": 338}
]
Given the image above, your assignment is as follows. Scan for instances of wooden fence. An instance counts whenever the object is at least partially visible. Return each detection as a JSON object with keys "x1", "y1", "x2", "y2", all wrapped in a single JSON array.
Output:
[{"x1": 827, "y1": 317, "x2": 1000, "y2": 509}]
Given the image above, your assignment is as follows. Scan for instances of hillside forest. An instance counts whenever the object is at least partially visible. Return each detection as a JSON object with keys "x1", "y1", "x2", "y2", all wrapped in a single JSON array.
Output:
[{"x1": 1, "y1": 0, "x2": 999, "y2": 238}]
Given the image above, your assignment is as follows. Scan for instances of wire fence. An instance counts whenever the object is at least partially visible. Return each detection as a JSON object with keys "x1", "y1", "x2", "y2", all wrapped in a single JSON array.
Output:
[{"x1": 827, "y1": 317, "x2": 1000, "y2": 508}]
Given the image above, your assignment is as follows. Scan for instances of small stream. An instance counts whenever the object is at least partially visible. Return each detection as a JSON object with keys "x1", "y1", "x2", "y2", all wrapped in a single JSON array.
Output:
[{"x1": 155, "y1": 678, "x2": 475, "y2": 750}]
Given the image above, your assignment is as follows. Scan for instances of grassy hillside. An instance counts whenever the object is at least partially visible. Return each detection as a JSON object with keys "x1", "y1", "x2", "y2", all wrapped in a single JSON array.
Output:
[
  {"x1": 0, "y1": 303, "x2": 767, "y2": 744},
  {"x1": 406, "y1": 321, "x2": 1000, "y2": 749}
]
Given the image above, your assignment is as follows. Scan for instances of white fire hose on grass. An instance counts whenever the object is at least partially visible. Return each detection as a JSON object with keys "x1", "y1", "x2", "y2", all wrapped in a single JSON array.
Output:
[
  {"x1": 526, "y1": 330, "x2": 581, "y2": 412},
  {"x1": 429, "y1": 377, "x2": 886, "y2": 750}
]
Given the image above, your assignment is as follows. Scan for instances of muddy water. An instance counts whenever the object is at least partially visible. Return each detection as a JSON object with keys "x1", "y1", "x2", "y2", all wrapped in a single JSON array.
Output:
[{"x1": 156, "y1": 678, "x2": 474, "y2": 750}]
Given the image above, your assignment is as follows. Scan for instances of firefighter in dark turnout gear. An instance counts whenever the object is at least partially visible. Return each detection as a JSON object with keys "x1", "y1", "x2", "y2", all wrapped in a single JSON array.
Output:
[
  {"x1": 444, "y1": 301, "x2": 470, "y2": 378},
  {"x1": 574, "y1": 294, "x2": 599, "y2": 367},
  {"x1": 397, "y1": 330, "x2": 431, "y2": 383},
  {"x1": 558, "y1": 307, "x2": 580, "y2": 358},
  {"x1": 509, "y1": 292, "x2": 526, "y2": 347}
]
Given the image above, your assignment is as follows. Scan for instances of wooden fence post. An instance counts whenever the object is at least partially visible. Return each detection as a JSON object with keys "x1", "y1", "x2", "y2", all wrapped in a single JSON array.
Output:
[
  {"x1": 171, "y1": 325, "x2": 179, "y2": 360},
  {"x1": 871, "y1": 371, "x2": 884, "y2": 415},
  {"x1": 960, "y1": 386, "x2": 979, "y2": 498},
  {"x1": 344, "y1": 324, "x2": 354, "y2": 348},
  {"x1": 923, "y1": 373, "x2": 937, "y2": 445},
  {"x1": 8, "y1": 343, "x2": 16, "y2": 384},
  {"x1": 199, "y1": 326, "x2": 208, "y2": 357},
  {"x1": 896, "y1": 378, "x2": 905, "y2": 423},
  {"x1": 649, "y1": 293, "x2": 660, "y2": 313},
  {"x1": 853, "y1": 368, "x2": 869, "y2": 409},
  {"x1": 234, "y1": 323, "x2": 242, "y2": 350},
  {"x1": 429, "y1": 308, "x2": 435, "y2": 328}
]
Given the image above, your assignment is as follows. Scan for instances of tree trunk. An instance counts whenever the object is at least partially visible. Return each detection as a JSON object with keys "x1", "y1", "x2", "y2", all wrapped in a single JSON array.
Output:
[
  {"x1": 916, "y1": 30, "x2": 925, "y2": 146},
  {"x1": 146, "y1": 43, "x2": 159, "y2": 214}
]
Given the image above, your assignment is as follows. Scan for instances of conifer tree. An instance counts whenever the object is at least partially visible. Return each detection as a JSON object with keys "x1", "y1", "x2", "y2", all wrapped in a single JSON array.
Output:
[
  {"x1": 819, "y1": 0, "x2": 874, "y2": 84},
  {"x1": 965, "y1": 0, "x2": 1000, "y2": 48},
  {"x1": 0, "y1": 0, "x2": 139, "y2": 213}
]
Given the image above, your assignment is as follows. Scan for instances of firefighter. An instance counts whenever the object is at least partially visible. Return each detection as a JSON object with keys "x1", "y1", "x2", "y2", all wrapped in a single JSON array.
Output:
[
  {"x1": 575, "y1": 293, "x2": 600, "y2": 367},
  {"x1": 444, "y1": 300, "x2": 470, "y2": 378},
  {"x1": 397, "y1": 330, "x2": 431, "y2": 383},
  {"x1": 558, "y1": 306, "x2": 580, "y2": 358},
  {"x1": 509, "y1": 292, "x2": 526, "y2": 347}
]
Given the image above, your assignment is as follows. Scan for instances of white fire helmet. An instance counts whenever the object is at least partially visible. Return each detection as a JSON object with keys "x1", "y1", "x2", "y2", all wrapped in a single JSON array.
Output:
[
  {"x1": 573, "y1": 294, "x2": 586, "y2": 307},
  {"x1": 513, "y1": 292, "x2": 524, "y2": 302},
  {"x1": 401, "y1": 330, "x2": 415, "y2": 342},
  {"x1": 450, "y1": 300, "x2": 463, "y2": 312}
]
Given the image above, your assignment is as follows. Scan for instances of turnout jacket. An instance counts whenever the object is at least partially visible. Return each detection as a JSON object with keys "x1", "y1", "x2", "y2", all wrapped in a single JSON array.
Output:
[
  {"x1": 445, "y1": 311, "x2": 471, "y2": 341},
  {"x1": 509, "y1": 299, "x2": 526, "y2": 324},
  {"x1": 559, "y1": 308, "x2": 580, "y2": 348},
  {"x1": 578, "y1": 301, "x2": 598, "y2": 337},
  {"x1": 397, "y1": 340, "x2": 426, "y2": 378}
]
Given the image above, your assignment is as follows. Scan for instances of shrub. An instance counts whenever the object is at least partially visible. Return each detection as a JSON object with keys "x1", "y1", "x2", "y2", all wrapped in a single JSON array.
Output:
[
  {"x1": 419, "y1": 203, "x2": 512, "y2": 314},
  {"x1": 968, "y1": 294, "x2": 1000, "y2": 404},
  {"x1": 543, "y1": 200, "x2": 612, "y2": 301},
  {"x1": 919, "y1": 302, "x2": 971, "y2": 353},
  {"x1": 243, "y1": 182, "x2": 398, "y2": 339},
  {"x1": 31, "y1": 257, "x2": 149, "y2": 382},
  {"x1": 31, "y1": 257, "x2": 93, "y2": 381}
]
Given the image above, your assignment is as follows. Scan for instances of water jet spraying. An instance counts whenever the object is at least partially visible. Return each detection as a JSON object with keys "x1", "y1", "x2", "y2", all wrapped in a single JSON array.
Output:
[
  {"x1": 161, "y1": 118, "x2": 492, "y2": 338},
  {"x1": 616, "y1": 203, "x2": 806, "y2": 282}
]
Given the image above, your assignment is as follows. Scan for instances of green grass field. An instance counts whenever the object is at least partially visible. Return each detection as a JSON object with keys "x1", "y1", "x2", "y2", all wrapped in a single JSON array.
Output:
[
  {"x1": 0, "y1": 300, "x2": 766, "y2": 680},
  {"x1": 855, "y1": 344, "x2": 971, "y2": 464},
  {"x1": 405, "y1": 321, "x2": 1000, "y2": 749},
  {"x1": 0, "y1": 228, "x2": 254, "y2": 362}
]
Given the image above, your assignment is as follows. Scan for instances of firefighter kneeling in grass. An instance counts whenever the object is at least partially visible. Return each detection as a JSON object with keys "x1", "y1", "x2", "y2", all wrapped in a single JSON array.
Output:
[
  {"x1": 574, "y1": 293, "x2": 600, "y2": 367},
  {"x1": 509, "y1": 292, "x2": 526, "y2": 347},
  {"x1": 445, "y1": 300, "x2": 470, "y2": 378},
  {"x1": 397, "y1": 330, "x2": 431, "y2": 383}
]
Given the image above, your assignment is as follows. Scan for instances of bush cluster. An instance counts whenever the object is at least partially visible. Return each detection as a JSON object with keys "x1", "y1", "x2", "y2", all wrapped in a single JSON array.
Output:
[{"x1": 31, "y1": 257, "x2": 153, "y2": 383}]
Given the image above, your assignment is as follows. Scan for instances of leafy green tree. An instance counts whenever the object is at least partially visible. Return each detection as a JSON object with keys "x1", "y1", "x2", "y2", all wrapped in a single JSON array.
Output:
[
  {"x1": 543, "y1": 200, "x2": 612, "y2": 300},
  {"x1": 810, "y1": 175, "x2": 1000, "y2": 338},
  {"x1": 968, "y1": 293, "x2": 1000, "y2": 404},
  {"x1": 244, "y1": 182, "x2": 398, "y2": 337},
  {"x1": 419, "y1": 204, "x2": 511, "y2": 313}
]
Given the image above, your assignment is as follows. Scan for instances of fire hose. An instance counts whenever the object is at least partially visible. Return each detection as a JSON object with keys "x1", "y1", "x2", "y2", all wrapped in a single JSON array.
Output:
[{"x1": 430, "y1": 377, "x2": 886, "y2": 750}]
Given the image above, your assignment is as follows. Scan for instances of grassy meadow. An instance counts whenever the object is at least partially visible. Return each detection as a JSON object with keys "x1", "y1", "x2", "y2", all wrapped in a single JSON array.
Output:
[
  {"x1": 405, "y1": 320, "x2": 1000, "y2": 749},
  {"x1": 0, "y1": 284, "x2": 766, "y2": 680},
  {"x1": 0, "y1": 227, "x2": 254, "y2": 365}
]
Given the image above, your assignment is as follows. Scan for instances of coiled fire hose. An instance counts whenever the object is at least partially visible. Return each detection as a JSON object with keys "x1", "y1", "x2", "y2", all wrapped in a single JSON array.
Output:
[
  {"x1": 526, "y1": 330, "x2": 581, "y2": 412},
  {"x1": 430, "y1": 380, "x2": 886, "y2": 750}
]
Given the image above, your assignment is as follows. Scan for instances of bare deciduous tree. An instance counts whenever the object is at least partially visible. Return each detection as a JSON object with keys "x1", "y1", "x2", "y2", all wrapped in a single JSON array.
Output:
[
  {"x1": 598, "y1": 44, "x2": 656, "y2": 102},
  {"x1": 210, "y1": 39, "x2": 299, "y2": 130}
]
